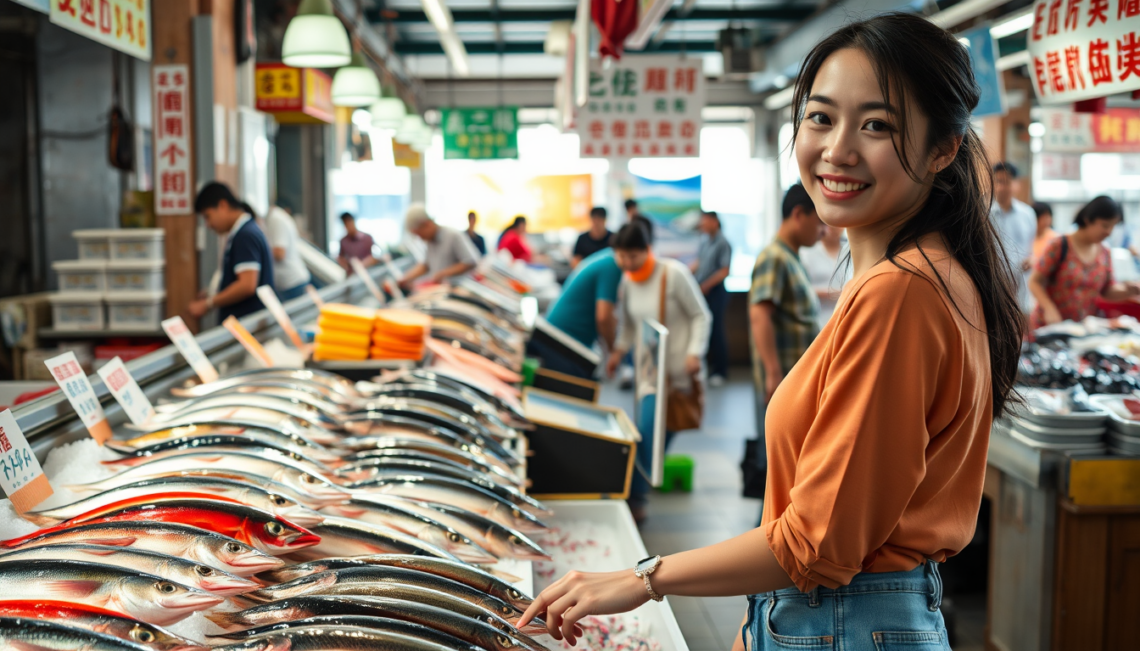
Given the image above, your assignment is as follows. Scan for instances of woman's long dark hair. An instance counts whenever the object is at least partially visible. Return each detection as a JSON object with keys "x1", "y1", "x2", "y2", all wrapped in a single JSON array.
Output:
[
  {"x1": 1074, "y1": 195, "x2": 1122, "y2": 228},
  {"x1": 497, "y1": 216, "x2": 527, "y2": 246},
  {"x1": 791, "y1": 12, "x2": 1022, "y2": 417}
]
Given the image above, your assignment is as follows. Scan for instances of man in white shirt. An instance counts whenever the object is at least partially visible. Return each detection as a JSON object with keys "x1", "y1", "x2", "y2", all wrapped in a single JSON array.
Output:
[
  {"x1": 263, "y1": 203, "x2": 311, "y2": 301},
  {"x1": 991, "y1": 162, "x2": 1037, "y2": 313},
  {"x1": 398, "y1": 203, "x2": 479, "y2": 290}
]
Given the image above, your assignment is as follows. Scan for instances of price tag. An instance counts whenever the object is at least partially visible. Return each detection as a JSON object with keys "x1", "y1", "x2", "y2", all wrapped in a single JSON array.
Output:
[
  {"x1": 351, "y1": 258, "x2": 386, "y2": 305},
  {"x1": 0, "y1": 409, "x2": 52, "y2": 513},
  {"x1": 44, "y1": 352, "x2": 112, "y2": 445},
  {"x1": 96, "y1": 357, "x2": 155, "y2": 427},
  {"x1": 305, "y1": 284, "x2": 325, "y2": 307},
  {"x1": 162, "y1": 316, "x2": 219, "y2": 383},
  {"x1": 256, "y1": 285, "x2": 306, "y2": 350},
  {"x1": 223, "y1": 316, "x2": 275, "y2": 367}
]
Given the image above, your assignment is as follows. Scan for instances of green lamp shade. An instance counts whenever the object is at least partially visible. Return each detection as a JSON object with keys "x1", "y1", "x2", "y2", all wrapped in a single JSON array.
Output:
[
  {"x1": 395, "y1": 114, "x2": 426, "y2": 144},
  {"x1": 282, "y1": 0, "x2": 351, "y2": 68},
  {"x1": 332, "y1": 53, "x2": 381, "y2": 106},
  {"x1": 370, "y1": 97, "x2": 407, "y2": 130}
]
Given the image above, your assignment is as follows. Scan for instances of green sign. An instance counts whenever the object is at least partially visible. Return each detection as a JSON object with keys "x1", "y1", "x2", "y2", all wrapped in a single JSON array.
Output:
[{"x1": 441, "y1": 107, "x2": 519, "y2": 160}]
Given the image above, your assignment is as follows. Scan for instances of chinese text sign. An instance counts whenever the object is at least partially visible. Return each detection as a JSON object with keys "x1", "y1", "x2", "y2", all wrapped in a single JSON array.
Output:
[
  {"x1": 441, "y1": 107, "x2": 519, "y2": 160},
  {"x1": 44, "y1": 351, "x2": 112, "y2": 444},
  {"x1": 1040, "y1": 107, "x2": 1140, "y2": 151},
  {"x1": 1028, "y1": 0, "x2": 1140, "y2": 104},
  {"x1": 154, "y1": 64, "x2": 192, "y2": 215},
  {"x1": 0, "y1": 409, "x2": 52, "y2": 513},
  {"x1": 51, "y1": 0, "x2": 150, "y2": 60}
]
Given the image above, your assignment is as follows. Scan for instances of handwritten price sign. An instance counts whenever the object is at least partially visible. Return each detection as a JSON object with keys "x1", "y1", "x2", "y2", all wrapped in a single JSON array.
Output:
[
  {"x1": 162, "y1": 316, "x2": 219, "y2": 383},
  {"x1": 44, "y1": 351, "x2": 112, "y2": 444},
  {"x1": 0, "y1": 409, "x2": 52, "y2": 513},
  {"x1": 97, "y1": 357, "x2": 155, "y2": 426}
]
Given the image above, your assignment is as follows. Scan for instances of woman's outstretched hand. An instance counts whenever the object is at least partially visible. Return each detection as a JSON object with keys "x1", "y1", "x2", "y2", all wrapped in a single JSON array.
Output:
[{"x1": 516, "y1": 569, "x2": 651, "y2": 646}]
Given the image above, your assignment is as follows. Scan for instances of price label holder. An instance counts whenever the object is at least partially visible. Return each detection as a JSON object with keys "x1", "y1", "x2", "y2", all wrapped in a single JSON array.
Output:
[
  {"x1": 351, "y1": 258, "x2": 386, "y2": 305},
  {"x1": 44, "y1": 351, "x2": 113, "y2": 445},
  {"x1": 223, "y1": 316, "x2": 275, "y2": 367},
  {"x1": 96, "y1": 357, "x2": 156, "y2": 427},
  {"x1": 0, "y1": 409, "x2": 52, "y2": 513},
  {"x1": 162, "y1": 316, "x2": 219, "y2": 383},
  {"x1": 305, "y1": 284, "x2": 325, "y2": 307},
  {"x1": 256, "y1": 285, "x2": 306, "y2": 351}
]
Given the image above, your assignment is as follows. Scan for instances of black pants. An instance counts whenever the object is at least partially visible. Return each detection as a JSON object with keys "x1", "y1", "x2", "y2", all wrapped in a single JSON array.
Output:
[{"x1": 705, "y1": 283, "x2": 729, "y2": 378}]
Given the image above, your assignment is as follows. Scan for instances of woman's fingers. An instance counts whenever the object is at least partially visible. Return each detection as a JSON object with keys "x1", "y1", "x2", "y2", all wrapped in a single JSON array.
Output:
[
  {"x1": 516, "y1": 590, "x2": 550, "y2": 629},
  {"x1": 545, "y1": 594, "x2": 579, "y2": 641},
  {"x1": 560, "y1": 602, "x2": 586, "y2": 644}
]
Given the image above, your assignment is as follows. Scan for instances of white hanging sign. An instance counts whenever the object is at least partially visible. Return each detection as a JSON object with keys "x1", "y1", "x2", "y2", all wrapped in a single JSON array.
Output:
[
  {"x1": 162, "y1": 316, "x2": 220, "y2": 383},
  {"x1": 97, "y1": 357, "x2": 155, "y2": 427}
]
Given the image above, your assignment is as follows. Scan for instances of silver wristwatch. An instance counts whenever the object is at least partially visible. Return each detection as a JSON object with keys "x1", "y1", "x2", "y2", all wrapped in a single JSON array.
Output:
[{"x1": 634, "y1": 555, "x2": 664, "y2": 602}]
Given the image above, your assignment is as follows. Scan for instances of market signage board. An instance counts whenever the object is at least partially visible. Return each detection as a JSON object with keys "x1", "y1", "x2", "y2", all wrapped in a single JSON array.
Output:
[
  {"x1": 577, "y1": 55, "x2": 704, "y2": 158},
  {"x1": 44, "y1": 351, "x2": 113, "y2": 445},
  {"x1": 961, "y1": 25, "x2": 1006, "y2": 117},
  {"x1": 0, "y1": 409, "x2": 52, "y2": 513},
  {"x1": 50, "y1": 0, "x2": 150, "y2": 61},
  {"x1": 1027, "y1": 0, "x2": 1140, "y2": 104},
  {"x1": 255, "y1": 64, "x2": 334, "y2": 124},
  {"x1": 441, "y1": 107, "x2": 519, "y2": 160},
  {"x1": 1039, "y1": 107, "x2": 1140, "y2": 151},
  {"x1": 154, "y1": 64, "x2": 192, "y2": 216},
  {"x1": 96, "y1": 356, "x2": 155, "y2": 426}
]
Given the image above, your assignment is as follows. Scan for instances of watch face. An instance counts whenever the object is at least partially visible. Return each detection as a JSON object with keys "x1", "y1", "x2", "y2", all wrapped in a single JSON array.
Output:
[{"x1": 636, "y1": 556, "x2": 658, "y2": 573}]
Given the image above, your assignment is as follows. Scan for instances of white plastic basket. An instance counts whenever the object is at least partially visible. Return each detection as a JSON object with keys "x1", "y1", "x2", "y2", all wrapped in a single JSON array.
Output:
[
  {"x1": 105, "y1": 291, "x2": 165, "y2": 331},
  {"x1": 52, "y1": 260, "x2": 106, "y2": 293},
  {"x1": 49, "y1": 293, "x2": 105, "y2": 330},
  {"x1": 109, "y1": 229, "x2": 165, "y2": 261},
  {"x1": 73, "y1": 229, "x2": 116, "y2": 260},
  {"x1": 106, "y1": 260, "x2": 164, "y2": 292}
]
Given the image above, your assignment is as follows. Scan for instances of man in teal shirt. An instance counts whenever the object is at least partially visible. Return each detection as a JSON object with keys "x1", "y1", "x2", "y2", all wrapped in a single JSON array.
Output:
[{"x1": 530, "y1": 248, "x2": 623, "y2": 377}]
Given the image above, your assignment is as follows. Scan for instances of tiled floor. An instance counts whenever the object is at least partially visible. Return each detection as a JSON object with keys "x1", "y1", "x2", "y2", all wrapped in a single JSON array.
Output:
[{"x1": 597, "y1": 368, "x2": 986, "y2": 651}]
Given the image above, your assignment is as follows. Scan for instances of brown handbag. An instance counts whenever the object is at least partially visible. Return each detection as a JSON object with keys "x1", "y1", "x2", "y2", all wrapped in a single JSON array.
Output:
[{"x1": 658, "y1": 266, "x2": 704, "y2": 432}]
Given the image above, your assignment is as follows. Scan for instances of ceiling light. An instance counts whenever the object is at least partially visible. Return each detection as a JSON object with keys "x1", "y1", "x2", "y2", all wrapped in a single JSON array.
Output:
[
  {"x1": 1028, "y1": 122, "x2": 1046, "y2": 137},
  {"x1": 370, "y1": 92, "x2": 407, "y2": 130},
  {"x1": 332, "y1": 51, "x2": 381, "y2": 106},
  {"x1": 990, "y1": 9, "x2": 1035, "y2": 39},
  {"x1": 421, "y1": 0, "x2": 470, "y2": 76},
  {"x1": 282, "y1": 0, "x2": 351, "y2": 68},
  {"x1": 395, "y1": 114, "x2": 426, "y2": 144}
]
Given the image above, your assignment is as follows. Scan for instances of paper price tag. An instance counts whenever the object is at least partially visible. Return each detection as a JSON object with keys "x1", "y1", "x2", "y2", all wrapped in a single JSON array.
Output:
[
  {"x1": 96, "y1": 357, "x2": 155, "y2": 427},
  {"x1": 256, "y1": 285, "x2": 306, "y2": 350},
  {"x1": 0, "y1": 409, "x2": 52, "y2": 513},
  {"x1": 162, "y1": 316, "x2": 219, "y2": 383},
  {"x1": 44, "y1": 351, "x2": 112, "y2": 445},
  {"x1": 351, "y1": 258, "x2": 386, "y2": 305},
  {"x1": 223, "y1": 316, "x2": 275, "y2": 367},
  {"x1": 305, "y1": 284, "x2": 325, "y2": 307}
]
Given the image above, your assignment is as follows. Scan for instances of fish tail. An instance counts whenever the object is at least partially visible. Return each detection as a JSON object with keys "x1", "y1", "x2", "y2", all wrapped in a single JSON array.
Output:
[
  {"x1": 19, "y1": 512, "x2": 58, "y2": 527},
  {"x1": 225, "y1": 593, "x2": 265, "y2": 609},
  {"x1": 204, "y1": 610, "x2": 245, "y2": 629}
]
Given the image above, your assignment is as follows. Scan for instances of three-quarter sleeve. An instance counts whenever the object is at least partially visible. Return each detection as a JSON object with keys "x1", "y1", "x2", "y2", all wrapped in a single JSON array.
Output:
[
  {"x1": 671, "y1": 265, "x2": 712, "y2": 358},
  {"x1": 764, "y1": 272, "x2": 955, "y2": 592}
]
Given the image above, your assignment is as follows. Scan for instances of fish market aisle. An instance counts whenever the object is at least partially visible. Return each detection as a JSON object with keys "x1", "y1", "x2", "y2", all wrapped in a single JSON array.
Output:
[{"x1": 599, "y1": 368, "x2": 761, "y2": 651}]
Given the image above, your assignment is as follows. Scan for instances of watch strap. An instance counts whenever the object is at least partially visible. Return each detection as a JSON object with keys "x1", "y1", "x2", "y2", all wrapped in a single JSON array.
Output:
[{"x1": 642, "y1": 572, "x2": 664, "y2": 602}]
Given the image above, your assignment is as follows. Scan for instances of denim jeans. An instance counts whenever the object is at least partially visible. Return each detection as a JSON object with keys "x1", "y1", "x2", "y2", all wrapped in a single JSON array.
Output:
[
  {"x1": 277, "y1": 283, "x2": 308, "y2": 302},
  {"x1": 743, "y1": 562, "x2": 950, "y2": 651},
  {"x1": 705, "y1": 283, "x2": 729, "y2": 378},
  {"x1": 628, "y1": 393, "x2": 674, "y2": 510}
]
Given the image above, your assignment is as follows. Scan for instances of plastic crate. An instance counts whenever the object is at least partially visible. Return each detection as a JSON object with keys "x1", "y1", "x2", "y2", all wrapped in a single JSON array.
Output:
[
  {"x1": 49, "y1": 293, "x2": 105, "y2": 330},
  {"x1": 109, "y1": 228, "x2": 164, "y2": 261},
  {"x1": 106, "y1": 259, "x2": 164, "y2": 292},
  {"x1": 52, "y1": 259, "x2": 106, "y2": 293},
  {"x1": 73, "y1": 229, "x2": 116, "y2": 260},
  {"x1": 105, "y1": 291, "x2": 165, "y2": 331}
]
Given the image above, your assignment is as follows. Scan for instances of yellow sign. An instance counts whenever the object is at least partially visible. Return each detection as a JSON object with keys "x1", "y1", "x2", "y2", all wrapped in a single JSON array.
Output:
[
  {"x1": 51, "y1": 0, "x2": 150, "y2": 61},
  {"x1": 255, "y1": 64, "x2": 334, "y2": 124},
  {"x1": 257, "y1": 66, "x2": 302, "y2": 102},
  {"x1": 392, "y1": 142, "x2": 422, "y2": 169},
  {"x1": 464, "y1": 173, "x2": 592, "y2": 234}
]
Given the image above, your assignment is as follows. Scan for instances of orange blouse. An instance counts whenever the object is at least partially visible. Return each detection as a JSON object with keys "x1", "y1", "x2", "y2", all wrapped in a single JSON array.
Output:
[{"x1": 762, "y1": 245, "x2": 992, "y2": 592}]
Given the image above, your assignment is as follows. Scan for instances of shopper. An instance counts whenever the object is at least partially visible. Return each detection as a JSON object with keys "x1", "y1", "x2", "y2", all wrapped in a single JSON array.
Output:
[
  {"x1": 264, "y1": 203, "x2": 311, "y2": 301},
  {"x1": 625, "y1": 198, "x2": 655, "y2": 242},
  {"x1": 534, "y1": 247, "x2": 624, "y2": 377},
  {"x1": 991, "y1": 161, "x2": 1036, "y2": 312},
  {"x1": 1028, "y1": 196, "x2": 1140, "y2": 330},
  {"x1": 518, "y1": 14, "x2": 1024, "y2": 651},
  {"x1": 1032, "y1": 201, "x2": 1056, "y2": 263},
  {"x1": 189, "y1": 182, "x2": 275, "y2": 322},
  {"x1": 605, "y1": 222, "x2": 710, "y2": 523},
  {"x1": 571, "y1": 207, "x2": 612, "y2": 268},
  {"x1": 691, "y1": 210, "x2": 732, "y2": 386},
  {"x1": 497, "y1": 216, "x2": 533, "y2": 263},
  {"x1": 466, "y1": 211, "x2": 487, "y2": 256},
  {"x1": 398, "y1": 203, "x2": 479, "y2": 289},
  {"x1": 750, "y1": 184, "x2": 824, "y2": 407},
  {"x1": 800, "y1": 225, "x2": 850, "y2": 327},
  {"x1": 337, "y1": 212, "x2": 376, "y2": 272}
]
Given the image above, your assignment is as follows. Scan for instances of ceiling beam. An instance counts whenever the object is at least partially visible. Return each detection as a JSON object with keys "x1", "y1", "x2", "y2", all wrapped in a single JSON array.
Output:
[
  {"x1": 396, "y1": 40, "x2": 719, "y2": 55},
  {"x1": 372, "y1": 7, "x2": 814, "y2": 24}
]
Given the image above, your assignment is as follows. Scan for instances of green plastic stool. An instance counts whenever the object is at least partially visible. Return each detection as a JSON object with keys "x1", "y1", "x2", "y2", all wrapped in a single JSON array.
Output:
[
  {"x1": 522, "y1": 358, "x2": 540, "y2": 386},
  {"x1": 658, "y1": 454, "x2": 695, "y2": 493}
]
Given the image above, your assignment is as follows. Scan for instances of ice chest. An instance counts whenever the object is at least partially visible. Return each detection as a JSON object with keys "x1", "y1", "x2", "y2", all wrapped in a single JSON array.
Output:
[
  {"x1": 523, "y1": 387, "x2": 639, "y2": 500},
  {"x1": 49, "y1": 293, "x2": 105, "y2": 330},
  {"x1": 105, "y1": 291, "x2": 165, "y2": 330},
  {"x1": 52, "y1": 260, "x2": 106, "y2": 293},
  {"x1": 106, "y1": 260, "x2": 164, "y2": 292},
  {"x1": 109, "y1": 228, "x2": 164, "y2": 260}
]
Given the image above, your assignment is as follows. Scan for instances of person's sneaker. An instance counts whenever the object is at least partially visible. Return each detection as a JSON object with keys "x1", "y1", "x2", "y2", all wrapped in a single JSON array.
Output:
[{"x1": 709, "y1": 374, "x2": 726, "y2": 387}]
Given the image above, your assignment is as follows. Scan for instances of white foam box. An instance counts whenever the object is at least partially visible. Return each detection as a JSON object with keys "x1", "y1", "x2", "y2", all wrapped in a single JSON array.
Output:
[
  {"x1": 52, "y1": 259, "x2": 106, "y2": 293},
  {"x1": 544, "y1": 501, "x2": 690, "y2": 651},
  {"x1": 106, "y1": 259, "x2": 164, "y2": 292},
  {"x1": 105, "y1": 291, "x2": 165, "y2": 330},
  {"x1": 49, "y1": 293, "x2": 105, "y2": 330},
  {"x1": 73, "y1": 229, "x2": 116, "y2": 260},
  {"x1": 109, "y1": 228, "x2": 164, "y2": 261}
]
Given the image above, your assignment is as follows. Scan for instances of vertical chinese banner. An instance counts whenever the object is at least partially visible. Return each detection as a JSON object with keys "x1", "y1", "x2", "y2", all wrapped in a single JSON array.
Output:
[
  {"x1": 153, "y1": 64, "x2": 192, "y2": 216},
  {"x1": 50, "y1": 0, "x2": 151, "y2": 60},
  {"x1": 1027, "y1": 0, "x2": 1140, "y2": 105},
  {"x1": 577, "y1": 55, "x2": 704, "y2": 158}
]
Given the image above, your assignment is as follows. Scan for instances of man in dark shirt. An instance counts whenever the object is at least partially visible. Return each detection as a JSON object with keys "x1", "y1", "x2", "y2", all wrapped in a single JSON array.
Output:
[
  {"x1": 571, "y1": 206, "x2": 612, "y2": 268},
  {"x1": 188, "y1": 182, "x2": 274, "y2": 322},
  {"x1": 466, "y1": 211, "x2": 487, "y2": 256}
]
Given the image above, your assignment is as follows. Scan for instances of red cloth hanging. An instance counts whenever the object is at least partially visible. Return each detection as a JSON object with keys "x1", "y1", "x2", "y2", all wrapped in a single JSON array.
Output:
[{"x1": 592, "y1": 0, "x2": 639, "y2": 60}]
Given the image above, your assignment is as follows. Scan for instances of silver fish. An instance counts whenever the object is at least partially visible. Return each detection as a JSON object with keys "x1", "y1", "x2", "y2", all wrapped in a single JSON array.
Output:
[
  {"x1": 211, "y1": 624, "x2": 455, "y2": 651},
  {"x1": 348, "y1": 475, "x2": 548, "y2": 533},
  {"x1": 286, "y1": 516, "x2": 460, "y2": 563},
  {"x1": 0, "y1": 618, "x2": 157, "y2": 651},
  {"x1": 0, "y1": 599, "x2": 202, "y2": 650},
  {"x1": 318, "y1": 498, "x2": 496, "y2": 564},
  {"x1": 387, "y1": 499, "x2": 549, "y2": 562}
]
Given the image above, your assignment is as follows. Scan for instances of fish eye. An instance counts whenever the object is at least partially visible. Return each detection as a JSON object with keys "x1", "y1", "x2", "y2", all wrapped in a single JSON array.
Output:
[
  {"x1": 226, "y1": 542, "x2": 243, "y2": 553},
  {"x1": 449, "y1": 533, "x2": 462, "y2": 543},
  {"x1": 265, "y1": 521, "x2": 285, "y2": 536},
  {"x1": 508, "y1": 535, "x2": 520, "y2": 545},
  {"x1": 511, "y1": 509, "x2": 522, "y2": 519},
  {"x1": 272, "y1": 495, "x2": 289, "y2": 506},
  {"x1": 131, "y1": 627, "x2": 155, "y2": 643},
  {"x1": 509, "y1": 589, "x2": 521, "y2": 599},
  {"x1": 497, "y1": 635, "x2": 513, "y2": 647},
  {"x1": 157, "y1": 582, "x2": 177, "y2": 594},
  {"x1": 501, "y1": 605, "x2": 512, "y2": 614},
  {"x1": 301, "y1": 474, "x2": 317, "y2": 484},
  {"x1": 195, "y1": 565, "x2": 214, "y2": 576}
]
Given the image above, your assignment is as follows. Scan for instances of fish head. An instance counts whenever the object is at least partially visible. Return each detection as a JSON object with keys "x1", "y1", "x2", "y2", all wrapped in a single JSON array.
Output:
[
  {"x1": 201, "y1": 537, "x2": 284, "y2": 576},
  {"x1": 289, "y1": 471, "x2": 352, "y2": 506},
  {"x1": 424, "y1": 529, "x2": 498, "y2": 565},
  {"x1": 122, "y1": 622, "x2": 203, "y2": 651},
  {"x1": 191, "y1": 563, "x2": 261, "y2": 595},
  {"x1": 263, "y1": 492, "x2": 326, "y2": 528},
  {"x1": 255, "y1": 518, "x2": 321, "y2": 554},
  {"x1": 503, "y1": 531, "x2": 551, "y2": 562},
  {"x1": 118, "y1": 577, "x2": 223, "y2": 626}
]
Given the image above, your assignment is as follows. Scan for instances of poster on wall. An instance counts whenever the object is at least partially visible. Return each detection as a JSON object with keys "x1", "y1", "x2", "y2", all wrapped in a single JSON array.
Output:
[
  {"x1": 153, "y1": 64, "x2": 192, "y2": 216},
  {"x1": 1039, "y1": 107, "x2": 1140, "y2": 152},
  {"x1": 577, "y1": 55, "x2": 704, "y2": 158},
  {"x1": 631, "y1": 174, "x2": 702, "y2": 258},
  {"x1": 50, "y1": 0, "x2": 150, "y2": 61},
  {"x1": 961, "y1": 25, "x2": 1006, "y2": 117},
  {"x1": 1027, "y1": 0, "x2": 1140, "y2": 104}
]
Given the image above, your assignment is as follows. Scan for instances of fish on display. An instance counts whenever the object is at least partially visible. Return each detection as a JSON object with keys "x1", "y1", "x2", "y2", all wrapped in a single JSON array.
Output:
[
  {"x1": 317, "y1": 497, "x2": 496, "y2": 564},
  {"x1": 347, "y1": 475, "x2": 548, "y2": 533},
  {"x1": 259, "y1": 554, "x2": 532, "y2": 612},
  {"x1": 0, "y1": 544, "x2": 258, "y2": 595},
  {"x1": 0, "y1": 600, "x2": 201, "y2": 650},
  {"x1": 68, "y1": 451, "x2": 349, "y2": 505},
  {"x1": 354, "y1": 402, "x2": 520, "y2": 460},
  {"x1": 338, "y1": 458, "x2": 515, "y2": 492},
  {"x1": 351, "y1": 469, "x2": 547, "y2": 517},
  {"x1": 0, "y1": 560, "x2": 222, "y2": 625},
  {"x1": 0, "y1": 521, "x2": 283, "y2": 576},
  {"x1": 342, "y1": 437, "x2": 516, "y2": 479},
  {"x1": 100, "y1": 434, "x2": 339, "y2": 470},
  {"x1": 0, "y1": 617, "x2": 157, "y2": 651},
  {"x1": 180, "y1": 368, "x2": 363, "y2": 402},
  {"x1": 390, "y1": 500, "x2": 550, "y2": 562},
  {"x1": 207, "y1": 595, "x2": 547, "y2": 651},
  {"x1": 151, "y1": 394, "x2": 347, "y2": 432},
  {"x1": 345, "y1": 447, "x2": 521, "y2": 488},
  {"x1": 114, "y1": 421, "x2": 339, "y2": 463},
  {"x1": 209, "y1": 624, "x2": 455, "y2": 651},
  {"x1": 11, "y1": 495, "x2": 320, "y2": 556},
  {"x1": 129, "y1": 407, "x2": 342, "y2": 445},
  {"x1": 210, "y1": 615, "x2": 481, "y2": 651},
  {"x1": 26, "y1": 476, "x2": 324, "y2": 528},
  {"x1": 286, "y1": 516, "x2": 458, "y2": 562}
]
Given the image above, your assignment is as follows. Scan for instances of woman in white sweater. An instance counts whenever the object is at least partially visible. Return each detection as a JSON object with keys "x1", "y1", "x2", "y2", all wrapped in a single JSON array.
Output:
[{"x1": 605, "y1": 222, "x2": 711, "y2": 520}]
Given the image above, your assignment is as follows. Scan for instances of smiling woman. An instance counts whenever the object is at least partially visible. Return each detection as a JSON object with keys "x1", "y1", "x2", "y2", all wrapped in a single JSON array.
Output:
[{"x1": 516, "y1": 12, "x2": 1023, "y2": 651}]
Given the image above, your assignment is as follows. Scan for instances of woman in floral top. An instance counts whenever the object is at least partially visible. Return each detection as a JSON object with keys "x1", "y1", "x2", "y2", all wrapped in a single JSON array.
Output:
[{"x1": 1028, "y1": 196, "x2": 1140, "y2": 331}]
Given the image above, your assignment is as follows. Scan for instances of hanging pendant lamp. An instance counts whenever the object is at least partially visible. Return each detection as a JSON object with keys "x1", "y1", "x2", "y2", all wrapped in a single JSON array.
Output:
[
  {"x1": 370, "y1": 87, "x2": 407, "y2": 130},
  {"x1": 332, "y1": 51, "x2": 381, "y2": 106},
  {"x1": 282, "y1": 0, "x2": 352, "y2": 68},
  {"x1": 395, "y1": 114, "x2": 426, "y2": 144}
]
